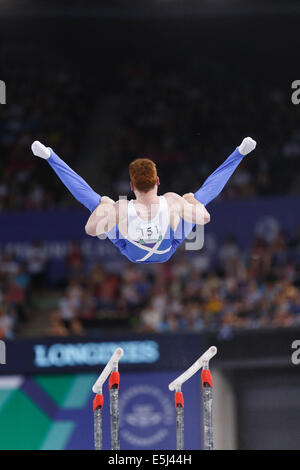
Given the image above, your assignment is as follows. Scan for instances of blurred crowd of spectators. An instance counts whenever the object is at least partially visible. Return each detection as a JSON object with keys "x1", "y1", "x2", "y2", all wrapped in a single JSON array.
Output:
[
  {"x1": 102, "y1": 62, "x2": 300, "y2": 201},
  {"x1": 1, "y1": 225, "x2": 300, "y2": 340},
  {"x1": 1, "y1": 57, "x2": 300, "y2": 211},
  {"x1": 0, "y1": 60, "x2": 92, "y2": 211},
  {"x1": 0, "y1": 241, "x2": 47, "y2": 338},
  {"x1": 42, "y1": 228, "x2": 300, "y2": 338}
]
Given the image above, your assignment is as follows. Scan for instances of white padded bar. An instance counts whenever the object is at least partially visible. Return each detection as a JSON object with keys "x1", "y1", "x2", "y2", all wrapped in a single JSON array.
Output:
[
  {"x1": 92, "y1": 347, "x2": 124, "y2": 394},
  {"x1": 168, "y1": 346, "x2": 217, "y2": 391}
]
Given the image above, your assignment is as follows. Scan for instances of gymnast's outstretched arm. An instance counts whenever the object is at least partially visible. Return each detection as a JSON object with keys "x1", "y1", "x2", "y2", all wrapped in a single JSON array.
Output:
[{"x1": 31, "y1": 141, "x2": 102, "y2": 213}]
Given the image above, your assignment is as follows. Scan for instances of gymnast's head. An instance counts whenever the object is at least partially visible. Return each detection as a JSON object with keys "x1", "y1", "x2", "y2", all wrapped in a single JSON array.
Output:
[{"x1": 129, "y1": 158, "x2": 160, "y2": 195}]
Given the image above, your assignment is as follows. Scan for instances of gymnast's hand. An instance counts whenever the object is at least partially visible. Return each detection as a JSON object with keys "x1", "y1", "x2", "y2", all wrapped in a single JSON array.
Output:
[
  {"x1": 31, "y1": 141, "x2": 51, "y2": 160},
  {"x1": 238, "y1": 137, "x2": 257, "y2": 156}
]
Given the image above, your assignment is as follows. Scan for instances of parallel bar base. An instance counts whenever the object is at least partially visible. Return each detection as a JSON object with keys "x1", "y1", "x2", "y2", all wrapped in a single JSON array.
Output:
[
  {"x1": 176, "y1": 406, "x2": 184, "y2": 451},
  {"x1": 110, "y1": 386, "x2": 120, "y2": 450},
  {"x1": 94, "y1": 408, "x2": 102, "y2": 450},
  {"x1": 202, "y1": 384, "x2": 214, "y2": 450}
]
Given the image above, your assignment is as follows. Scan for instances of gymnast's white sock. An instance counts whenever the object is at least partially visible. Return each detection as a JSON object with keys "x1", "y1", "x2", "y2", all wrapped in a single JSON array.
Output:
[
  {"x1": 238, "y1": 137, "x2": 257, "y2": 156},
  {"x1": 31, "y1": 141, "x2": 51, "y2": 160}
]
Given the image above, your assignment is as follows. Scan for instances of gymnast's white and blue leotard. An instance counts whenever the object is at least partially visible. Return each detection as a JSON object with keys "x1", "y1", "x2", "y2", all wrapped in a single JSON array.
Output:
[{"x1": 106, "y1": 196, "x2": 177, "y2": 263}]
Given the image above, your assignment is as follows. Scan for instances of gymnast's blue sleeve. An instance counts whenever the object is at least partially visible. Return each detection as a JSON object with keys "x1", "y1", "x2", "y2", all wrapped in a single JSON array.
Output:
[
  {"x1": 193, "y1": 148, "x2": 244, "y2": 206},
  {"x1": 47, "y1": 149, "x2": 101, "y2": 213}
]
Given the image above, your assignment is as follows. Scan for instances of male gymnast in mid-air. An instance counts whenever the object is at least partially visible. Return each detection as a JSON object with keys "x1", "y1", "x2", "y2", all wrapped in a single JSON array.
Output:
[{"x1": 31, "y1": 137, "x2": 256, "y2": 263}]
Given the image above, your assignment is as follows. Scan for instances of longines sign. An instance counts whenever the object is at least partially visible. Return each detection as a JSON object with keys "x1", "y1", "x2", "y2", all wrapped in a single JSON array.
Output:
[
  {"x1": 1, "y1": 335, "x2": 204, "y2": 375},
  {"x1": 33, "y1": 340, "x2": 159, "y2": 368}
]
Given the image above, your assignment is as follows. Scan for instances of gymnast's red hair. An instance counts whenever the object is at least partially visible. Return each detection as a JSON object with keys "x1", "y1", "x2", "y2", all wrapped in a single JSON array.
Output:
[{"x1": 129, "y1": 158, "x2": 158, "y2": 192}]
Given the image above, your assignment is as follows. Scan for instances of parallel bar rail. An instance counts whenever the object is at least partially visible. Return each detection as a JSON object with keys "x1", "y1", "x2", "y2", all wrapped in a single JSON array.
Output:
[
  {"x1": 168, "y1": 346, "x2": 217, "y2": 392},
  {"x1": 92, "y1": 348, "x2": 124, "y2": 394},
  {"x1": 92, "y1": 348, "x2": 124, "y2": 450}
]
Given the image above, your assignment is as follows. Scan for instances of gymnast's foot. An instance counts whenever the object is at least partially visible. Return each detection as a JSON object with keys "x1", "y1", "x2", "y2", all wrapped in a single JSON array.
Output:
[
  {"x1": 31, "y1": 141, "x2": 51, "y2": 160},
  {"x1": 238, "y1": 137, "x2": 257, "y2": 156}
]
